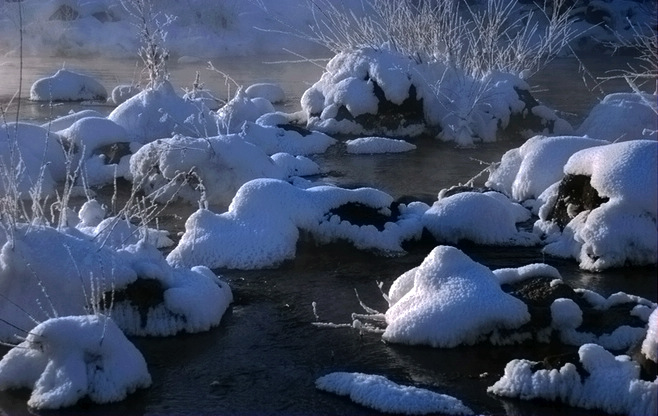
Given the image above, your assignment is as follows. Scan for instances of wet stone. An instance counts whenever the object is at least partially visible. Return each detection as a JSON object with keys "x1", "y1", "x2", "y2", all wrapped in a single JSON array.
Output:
[{"x1": 545, "y1": 174, "x2": 609, "y2": 229}]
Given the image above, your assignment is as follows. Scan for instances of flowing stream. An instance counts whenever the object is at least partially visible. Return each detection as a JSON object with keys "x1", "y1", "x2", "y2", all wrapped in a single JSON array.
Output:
[{"x1": 0, "y1": 54, "x2": 654, "y2": 415}]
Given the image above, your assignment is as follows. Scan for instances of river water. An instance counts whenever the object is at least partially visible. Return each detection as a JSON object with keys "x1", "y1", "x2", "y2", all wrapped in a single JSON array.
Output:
[{"x1": 0, "y1": 54, "x2": 655, "y2": 415}]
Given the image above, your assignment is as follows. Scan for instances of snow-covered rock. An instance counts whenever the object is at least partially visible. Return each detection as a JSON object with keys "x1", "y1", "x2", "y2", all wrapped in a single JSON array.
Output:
[
  {"x1": 108, "y1": 81, "x2": 219, "y2": 143},
  {"x1": 129, "y1": 133, "x2": 291, "y2": 206},
  {"x1": 245, "y1": 82, "x2": 286, "y2": 104},
  {"x1": 422, "y1": 191, "x2": 538, "y2": 246},
  {"x1": 240, "y1": 121, "x2": 336, "y2": 155},
  {"x1": 0, "y1": 314, "x2": 151, "y2": 409},
  {"x1": 167, "y1": 178, "x2": 427, "y2": 269},
  {"x1": 0, "y1": 122, "x2": 67, "y2": 198},
  {"x1": 537, "y1": 140, "x2": 657, "y2": 270},
  {"x1": 30, "y1": 69, "x2": 107, "y2": 102},
  {"x1": 383, "y1": 246, "x2": 531, "y2": 347},
  {"x1": 302, "y1": 48, "x2": 571, "y2": 145},
  {"x1": 577, "y1": 93, "x2": 657, "y2": 142},
  {"x1": 0, "y1": 223, "x2": 232, "y2": 342},
  {"x1": 110, "y1": 84, "x2": 141, "y2": 106},
  {"x1": 488, "y1": 343, "x2": 657, "y2": 416},
  {"x1": 486, "y1": 135, "x2": 608, "y2": 203},
  {"x1": 345, "y1": 137, "x2": 416, "y2": 154}
]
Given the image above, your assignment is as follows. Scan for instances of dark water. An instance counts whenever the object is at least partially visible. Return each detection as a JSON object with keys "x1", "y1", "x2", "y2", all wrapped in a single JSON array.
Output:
[{"x1": 0, "y1": 55, "x2": 655, "y2": 416}]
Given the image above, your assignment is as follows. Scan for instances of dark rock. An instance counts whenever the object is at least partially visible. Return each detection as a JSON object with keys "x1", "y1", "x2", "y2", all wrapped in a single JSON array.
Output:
[
  {"x1": 277, "y1": 123, "x2": 313, "y2": 137},
  {"x1": 502, "y1": 87, "x2": 560, "y2": 138},
  {"x1": 579, "y1": 302, "x2": 647, "y2": 337},
  {"x1": 102, "y1": 278, "x2": 165, "y2": 328},
  {"x1": 628, "y1": 339, "x2": 658, "y2": 381},
  {"x1": 503, "y1": 277, "x2": 583, "y2": 329},
  {"x1": 327, "y1": 201, "x2": 400, "y2": 232},
  {"x1": 532, "y1": 351, "x2": 588, "y2": 381},
  {"x1": 545, "y1": 174, "x2": 609, "y2": 230}
]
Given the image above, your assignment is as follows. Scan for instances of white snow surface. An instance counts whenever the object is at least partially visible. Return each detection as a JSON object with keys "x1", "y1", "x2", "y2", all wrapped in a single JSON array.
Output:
[
  {"x1": 0, "y1": 221, "x2": 232, "y2": 341},
  {"x1": 167, "y1": 178, "x2": 426, "y2": 270},
  {"x1": 129, "y1": 133, "x2": 291, "y2": 206},
  {"x1": 216, "y1": 89, "x2": 275, "y2": 134},
  {"x1": 30, "y1": 69, "x2": 107, "y2": 101},
  {"x1": 0, "y1": 122, "x2": 67, "y2": 198},
  {"x1": 108, "y1": 81, "x2": 219, "y2": 143},
  {"x1": 0, "y1": 315, "x2": 151, "y2": 409},
  {"x1": 539, "y1": 140, "x2": 658, "y2": 270},
  {"x1": 383, "y1": 246, "x2": 530, "y2": 348},
  {"x1": 240, "y1": 121, "x2": 336, "y2": 156},
  {"x1": 493, "y1": 263, "x2": 562, "y2": 285},
  {"x1": 345, "y1": 137, "x2": 416, "y2": 154},
  {"x1": 488, "y1": 343, "x2": 658, "y2": 416},
  {"x1": 486, "y1": 135, "x2": 608, "y2": 202},
  {"x1": 641, "y1": 308, "x2": 658, "y2": 363},
  {"x1": 303, "y1": 48, "x2": 570, "y2": 144},
  {"x1": 577, "y1": 93, "x2": 657, "y2": 142},
  {"x1": 245, "y1": 83, "x2": 286, "y2": 104},
  {"x1": 316, "y1": 372, "x2": 473, "y2": 415},
  {"x1": 422, "y1": 191, "x2": 538, "y2": 246}
]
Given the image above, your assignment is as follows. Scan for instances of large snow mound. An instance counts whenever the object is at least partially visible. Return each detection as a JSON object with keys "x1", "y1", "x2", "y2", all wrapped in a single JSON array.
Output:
[
  {"x1": 0, "y1": 222, "x2": 232, "y2": 341},
  {"x1": 488, "y1": 343, "x2": 657, "y2": 416},
  {"x1": 167, "y1": 178, "x2": 427, "y2": 269},
  {"x1": 538, "y1": 140, "x2": 657, "y2": 270},
  {"x1": 577, "y1": 94, "x2": 657, "y2": 142},
  {"x1": 422, "y1": 191, "x2": 538, "y2": 246},
  {"x1": 129, "y1": 133, "x2": 290, "y2": 206},
  {"x1": 316, "y1": 372, "x2": 473, "y2": 415},
  {"x1": 108, "y1": 81, "x2": 219, "y2": 143},
  {"x1": 30, "y1": 69, "x2": 107, "y2": 101},
  {"x1": 240, "y1": 121, "x2": 336, "y2": 156},
  {"x1": 0, "y1": 315, "x2": 151, "y2": 409},
  {"x1": 383, "y1": 246, "x2": 530, "y2": 347},
  {"x1": 302, "y1": 48, "x2": 570, "y2": 145},
  {"x1": 486, "y1": 135, "x2": 608, "y2": 202}
]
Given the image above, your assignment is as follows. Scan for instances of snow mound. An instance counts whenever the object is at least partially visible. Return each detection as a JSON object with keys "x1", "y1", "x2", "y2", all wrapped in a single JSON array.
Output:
[
  {"x1": 577, "y1": 93, "x2": 657, "y2": 142},
  {"x1": 245, "y1": 83, "x2": 285, "y2": 104},
  {"x1": 241, "y1": 121, "x2": 336, "y2": 155},
  {"x1": 0, "y1": 122, "x2": 67, "y2": 198},
  {"x1": 216, "y1": 89, "x2": 275, "y2": 134},
  {"x1": 345, "y1": 137, "x2": 416, "y2": 154},
  {"x1": 108, "y1": 81, "x2": 219, "y2": 143},
  {"x1": 538, "y1": 140, "x2": 657, "y2": 270},
  {"x1": 0, "y1": 223, "x2": 231, "y2": 341},
  {"x1": 422, "y1": 191, "x2": 538, "y2": 246},
  {"x1": 130, "y1": 133, "x2": 290, "y2": 206},
  {"x1": 316, "y1": 372, "x2": 473, "y2": 415},
  {"x1": 111, "y1": 84, "x2": 141, "y2": 106},
  {"x1": 167, "y1": 178, "x2": 426, "y2": 269},
  {"x1": 486, "y1": 135, "x2": 608, "y2": 203},
  {"x1": 383, "y1": 246, "x2": 530, "y2": 347},
  {"x1": 493, "y1": 263, "x2": 561, "y2": 285},
  {"x1": 0, "y1": 315, "x2": 151, "y2": 409},
  {"x1": 59, "y1": 116, "x2": 131, "y2": 186},
  {"x1": 43, "y1": 109, "x2": 105, "y2": 132},
  {"x1": 30, "y1": 69, "x2": 107, "y2": 102},
  {"x1": 302, "y1": 48, "x2": 570, "y2": 145},
  {"x1": 488, "y1": 343, "x2": 657, "y2": 416}
]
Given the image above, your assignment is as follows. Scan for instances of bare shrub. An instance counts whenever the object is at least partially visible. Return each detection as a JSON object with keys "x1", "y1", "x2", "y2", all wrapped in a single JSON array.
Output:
[{"x1": 120, "y1": 0, "x2": 172, "y2": 88}]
